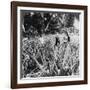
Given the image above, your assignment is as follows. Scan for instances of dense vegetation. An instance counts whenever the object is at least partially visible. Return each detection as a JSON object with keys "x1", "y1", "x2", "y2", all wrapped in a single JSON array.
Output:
[{"x1": 21, "y1": 11, "x2": 80, "y2": 78}]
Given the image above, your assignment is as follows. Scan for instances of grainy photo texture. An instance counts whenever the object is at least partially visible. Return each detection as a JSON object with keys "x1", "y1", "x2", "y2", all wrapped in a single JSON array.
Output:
[{"x1": 20, "y1": 10, "x2": 80, "y2": 78}]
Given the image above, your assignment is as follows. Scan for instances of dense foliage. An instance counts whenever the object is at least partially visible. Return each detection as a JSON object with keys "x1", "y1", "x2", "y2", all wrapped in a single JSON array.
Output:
[{"x1": 21, "y1": 11, "x2": 80, "y2": 78}]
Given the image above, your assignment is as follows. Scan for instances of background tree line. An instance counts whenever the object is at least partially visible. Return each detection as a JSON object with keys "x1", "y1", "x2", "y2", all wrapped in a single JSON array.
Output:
[{"x1": 21, "y1": 11, "x2": 80, "y2": 38}]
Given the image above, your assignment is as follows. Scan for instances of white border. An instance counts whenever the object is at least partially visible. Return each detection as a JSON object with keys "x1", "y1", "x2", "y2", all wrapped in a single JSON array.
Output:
[{"x1": 17, "y1": 7, "x2": 84, "y2": 84}]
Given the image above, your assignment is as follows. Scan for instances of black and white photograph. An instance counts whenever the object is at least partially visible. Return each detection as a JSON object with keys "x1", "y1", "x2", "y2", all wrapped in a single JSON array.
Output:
[
  {"x1": 18, "y1": 8, "x2": 83, "y2": 81},
  {"x1": 11, "y1": 2, "x2": 87, "y2": 88}
]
